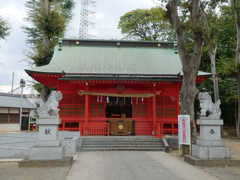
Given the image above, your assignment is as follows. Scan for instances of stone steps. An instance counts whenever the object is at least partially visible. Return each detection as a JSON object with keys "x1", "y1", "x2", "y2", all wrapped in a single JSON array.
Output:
[{"x1": 79, "y1": 137, "x2": 167, "y2": 152}]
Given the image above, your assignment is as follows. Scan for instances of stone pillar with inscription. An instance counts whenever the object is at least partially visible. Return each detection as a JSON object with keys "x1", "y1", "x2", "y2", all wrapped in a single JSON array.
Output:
[
  {"x1": 192, "y1": 118, "x2": 231, "y2": 159},
  {"x1": 192, "y1": 92, "x2": 231, "y2": 159},
  {"x1": 29, "y1": 118, "x2": 64, "y2": 160},
  {"x1": 28, "y1": 91, "x2": 65, "y2": 161}
]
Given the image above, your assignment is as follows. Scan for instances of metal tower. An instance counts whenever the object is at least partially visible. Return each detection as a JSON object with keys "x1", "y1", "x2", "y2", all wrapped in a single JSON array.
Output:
[{"x1": 79, "y1": 0, "x2": 96, "y2": 39}]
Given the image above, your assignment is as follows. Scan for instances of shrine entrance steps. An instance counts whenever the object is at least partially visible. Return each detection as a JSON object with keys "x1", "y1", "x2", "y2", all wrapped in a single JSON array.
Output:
[{"x1": 78, "y1": 136, "x2": 169, "y2": 152}]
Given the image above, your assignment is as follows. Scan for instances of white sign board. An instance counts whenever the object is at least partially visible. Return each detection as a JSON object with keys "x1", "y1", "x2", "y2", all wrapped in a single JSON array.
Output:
[{"x1": 178, "y1": 115, "x2": 191, "y2": 145}]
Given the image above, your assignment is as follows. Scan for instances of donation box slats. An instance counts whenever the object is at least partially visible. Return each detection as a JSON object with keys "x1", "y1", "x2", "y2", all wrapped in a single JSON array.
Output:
[{"x1": 107, "y1": 119, "x2": 135, "y2": 136}]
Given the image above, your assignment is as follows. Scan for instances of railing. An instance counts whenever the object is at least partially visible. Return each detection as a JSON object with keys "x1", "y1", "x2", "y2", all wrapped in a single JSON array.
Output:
[
  {"x1": 162, "y1": 122, "x2": 178, "y2": 135},
  {"x1": 154, "y1": 123, "x2": 164, "y2": 138},
  {"x1": 82, "y1": 122, "x2": 110, "y2": 136}
]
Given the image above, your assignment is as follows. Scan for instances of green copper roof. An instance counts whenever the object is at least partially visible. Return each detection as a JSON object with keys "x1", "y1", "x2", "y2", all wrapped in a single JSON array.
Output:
[{"x1": 25, "y1": 39, "x2": 210, "y2": 77}]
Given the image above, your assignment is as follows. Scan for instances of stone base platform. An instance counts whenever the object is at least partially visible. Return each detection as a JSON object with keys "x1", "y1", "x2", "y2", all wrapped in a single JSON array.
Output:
[
  {"x1": 18, "y1": 156, "x2": 73, "y2": 167},
  {"x1": 192, "y1": 144, "x2": 231, "y2": 159},
  {"x1": 184, "y1": 155, "x2": 240, "y2": 167},
  {"x1": 29, "y1": 146, "x2": 65, "y2": 160}
]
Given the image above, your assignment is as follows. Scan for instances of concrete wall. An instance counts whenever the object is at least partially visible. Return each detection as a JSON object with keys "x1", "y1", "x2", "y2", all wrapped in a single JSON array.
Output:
[
  {"x1": 0, "y1": 131, "x2": 80, "y2": 159},
  {"x1": 58, "y1": 131, "x2": 80, "y2": 140},
  {"x1": 0, "y1": 133, "x2": 38, "y2": 159},
  {"x1": 0, "y1": 133, "x2": 38, "y2": 143},
  {"x1": 0, "y1": 124, "x2": 19, "y2": 132},
  {"x1": 0, "y1": 141, "x2": 35, "y2": 148},
  {"x1": 166, "y1": 138, "x2": 179, "y2": 149},
  {"x1": 0, "y1": 147, "x2": 29, "y2": 159},
  {"x1": 62, "y1": 137, "x2": 81, "y2": 155}
]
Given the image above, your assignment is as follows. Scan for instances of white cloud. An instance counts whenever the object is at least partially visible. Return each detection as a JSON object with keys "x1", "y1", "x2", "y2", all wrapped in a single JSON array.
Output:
[{"x1": 95, "y1": 12, "x2": 105, "y2": 20}]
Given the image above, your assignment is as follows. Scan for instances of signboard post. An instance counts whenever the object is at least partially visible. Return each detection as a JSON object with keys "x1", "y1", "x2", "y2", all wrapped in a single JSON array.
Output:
[{"x1": 178, "y1": 115, "x2": 191, "y2": 154}]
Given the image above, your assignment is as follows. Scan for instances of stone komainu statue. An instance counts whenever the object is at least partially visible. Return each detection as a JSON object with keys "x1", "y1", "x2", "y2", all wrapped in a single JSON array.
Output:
[
  {"x1": 37, "y1": 91, "x2": 63, "y2": 118},
  {"x1": 198, "y1": 92, "x2": 221, "y2": 119}
]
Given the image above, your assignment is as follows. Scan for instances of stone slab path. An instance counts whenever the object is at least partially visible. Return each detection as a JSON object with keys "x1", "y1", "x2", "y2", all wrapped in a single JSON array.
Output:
[{"x1": 66, "y1": 151, "x2": 219, "y2": 180}]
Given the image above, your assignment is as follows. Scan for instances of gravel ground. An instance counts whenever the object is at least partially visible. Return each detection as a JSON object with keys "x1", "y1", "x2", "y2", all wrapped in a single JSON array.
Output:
[
  {"x1": 0, "y1": 162, "x2": 71, "y2": 180},
  {"x1": 197, "y1": 138, "x2": 240, "y2": 180},
  {"x1": 169, "y1": 137, "x2": 240, "y2": 180},
  {"x1": 0, "y1": 138, "x2": 239, "y2": 180}
]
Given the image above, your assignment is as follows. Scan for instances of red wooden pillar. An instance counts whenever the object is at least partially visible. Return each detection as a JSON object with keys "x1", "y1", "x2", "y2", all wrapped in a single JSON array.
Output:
[
  {"x1": 176, "y1": 92, "x2": 180, "y2": 116},
  {"x1": 79, "y1": 122, "x2": 82, "y2": 136},
  {"x1": 85, "y1": 82, "x2": 89, "y2": 125},
  {"x1": 152, "y1": 84, "x2": 157, "y2": 135},
  {"x1": 147, "y1": 98, "x2": 151, "y2": 119},
  {"x1": 63, "y1": 122, "x2": 65, "y2": 130}
]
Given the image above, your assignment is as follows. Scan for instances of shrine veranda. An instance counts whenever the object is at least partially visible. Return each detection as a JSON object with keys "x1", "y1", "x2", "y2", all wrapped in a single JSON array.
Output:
[{"x1": 25, "y1": 39, "x2": 210, "y2": 137}]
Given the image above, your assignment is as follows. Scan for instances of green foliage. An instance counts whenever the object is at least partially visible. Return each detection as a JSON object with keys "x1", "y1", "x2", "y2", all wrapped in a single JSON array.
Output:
[
  {"x1": 23, "y1": 0, "x2": 74, "y2": 65},
  {"x1": 23, "y1": 0, "x2": 75, "y2": 43},
  {"x1": 217, "y1": 5, "x2": 236, "y2": 59},
  {"x1": 23, "y1": 0, "x2": 74, "y2": 100},
  {"x1": 31, "y1": 81, "x2": 42, "y2": 94},
  {"x1": 26, "y1": 40, "x2": 56, "y2": 67},
  {"x1": 196, "y1": 4, "x2": 238, "y2": 125},
  {"x1": 23, "y1": 0, "x2": 75, "y2": 66},
  {"x1": 219, "y1": 57, "x2": 238, "y2": 77},
  {"x1": 0, "y1": 16, "x2": 11, "y2": 41},
  {"x1": 118, "y1": 7, "x2": 174, "y2": 41}
]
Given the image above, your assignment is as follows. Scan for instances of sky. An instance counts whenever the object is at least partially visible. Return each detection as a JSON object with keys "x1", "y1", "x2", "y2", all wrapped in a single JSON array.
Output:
[{"x1": 0, "y1": 0, "x2": 157, "y2": 94}]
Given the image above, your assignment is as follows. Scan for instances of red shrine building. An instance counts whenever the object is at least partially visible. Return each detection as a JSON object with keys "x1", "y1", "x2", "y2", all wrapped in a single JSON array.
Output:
[{"x1": 25, "y1": 39, "x2": 209, "y2": 137}]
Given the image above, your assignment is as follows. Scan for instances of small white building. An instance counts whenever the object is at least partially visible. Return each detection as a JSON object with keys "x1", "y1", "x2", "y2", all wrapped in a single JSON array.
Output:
[{"x1": 0, "y1": 93, "x2": 36, "y2": 132}]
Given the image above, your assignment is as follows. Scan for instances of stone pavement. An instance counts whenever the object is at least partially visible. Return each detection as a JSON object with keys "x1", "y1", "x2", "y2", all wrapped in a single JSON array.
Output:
[{"x1": 66, "y1": 151, "x2": 219, "y2": 180}]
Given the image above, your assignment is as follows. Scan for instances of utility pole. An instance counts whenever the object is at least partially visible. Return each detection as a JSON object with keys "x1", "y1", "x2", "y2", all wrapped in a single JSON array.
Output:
[{"x1": 11, "y1": 72, "x2": 14, "y2": 94}]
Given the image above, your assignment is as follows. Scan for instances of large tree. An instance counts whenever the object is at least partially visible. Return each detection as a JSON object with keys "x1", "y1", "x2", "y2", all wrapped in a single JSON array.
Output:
[
  {"x1": 166, "y1": 0, "x2": 206, "y2": 155},
  {"x1": 165, "y1": 0, "x2": 229, "y2": 154},
  {"x1": 118, "y1": 7, "x2": 174, "y2": 41},
  {"x1": 23, "y1": 0, "x2": 74, "y2": 101}
]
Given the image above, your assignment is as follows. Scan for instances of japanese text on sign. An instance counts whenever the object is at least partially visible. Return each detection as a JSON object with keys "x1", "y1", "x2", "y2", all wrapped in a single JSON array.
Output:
[{"x1": 178, "y1": 115, "x2": 191, "y2": 145}]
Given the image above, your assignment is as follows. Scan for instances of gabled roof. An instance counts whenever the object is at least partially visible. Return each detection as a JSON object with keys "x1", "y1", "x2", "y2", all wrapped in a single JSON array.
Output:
[
  {"x1": 25, "y1": 39, "x2": 211, "y2": 87},
  {"x1": 26, "y1": 40, "x2": 182, "y2": 76},
  {"x1": 0, "y1": 93, "x2": 36, "y2": 109}
]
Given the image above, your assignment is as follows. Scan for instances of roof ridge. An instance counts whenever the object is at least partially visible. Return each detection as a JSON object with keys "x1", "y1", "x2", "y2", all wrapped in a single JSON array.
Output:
[{"x1": 0, "y1": 93, "x2": 27, "y2": 98}]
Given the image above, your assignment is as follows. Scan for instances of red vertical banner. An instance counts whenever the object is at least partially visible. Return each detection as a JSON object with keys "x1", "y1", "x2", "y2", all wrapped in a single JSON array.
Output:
[{"x1": 178, "y1": 115, "x2": 190, "y2": 145}]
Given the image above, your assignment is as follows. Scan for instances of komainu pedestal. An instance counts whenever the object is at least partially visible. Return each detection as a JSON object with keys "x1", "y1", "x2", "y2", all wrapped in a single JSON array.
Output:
[
  {"x1": 192, "y1": 118, "x2": 231, "y2": 159},
  {"x1": 19, "y1": 91, "x2": 73, "y2": 167},
  {"x1": 184, "y1": 92, "x2": 240, "y2": 166},
  {"x1": 29, "y1": 118, "x2": 65, "y2": 160}
]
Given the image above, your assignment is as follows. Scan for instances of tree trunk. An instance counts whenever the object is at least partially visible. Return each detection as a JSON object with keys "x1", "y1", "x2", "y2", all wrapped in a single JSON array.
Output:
[
  {"x1": 236, "y1": 73, "x2": 240, "y2": 137},
  {"x1": 40, "y1": 0, "x2": 51, "y2": 102},
  {"x1": 209, "y1": 46, "x2": 223, "y2": 136},
  {"x1": 166, "y1": 0, "x2": 205, "y2": 155},
  {"x1": 41, "y1": 0, "x2": 50, "y2": 47},
  {"x1": 180, "y1": 69, "x2": 199, "y2": 155},
  {"x1": 40, "y1": 84, "x2": 50, "y2": 102},
  {"x1": 232, "y1": 0, "x2": 240, "y2": 137},
  {"x1": 209, "y1": 46, "x2": 219, "y2": 102}
]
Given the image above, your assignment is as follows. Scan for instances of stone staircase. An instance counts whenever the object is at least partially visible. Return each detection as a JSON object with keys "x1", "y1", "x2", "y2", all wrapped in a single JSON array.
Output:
[{"x1": 79, "y1": 137, "x2": 168, "y2": 152}]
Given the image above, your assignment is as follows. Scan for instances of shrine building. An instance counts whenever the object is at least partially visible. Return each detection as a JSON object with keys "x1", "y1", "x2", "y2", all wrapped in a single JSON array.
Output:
[{"x1": 25, "y1": 39, "x2": 209, "y2": 137}]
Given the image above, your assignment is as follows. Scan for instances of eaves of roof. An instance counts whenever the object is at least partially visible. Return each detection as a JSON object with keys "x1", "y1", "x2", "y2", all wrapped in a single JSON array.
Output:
[
  {"x1": 59, "y1": 75, "x2": 182, "y2": 81},
  {"x1": 0, "y1": 94, "x2": 36, "y2": 109}
]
